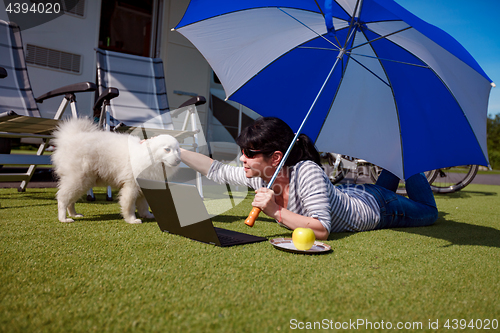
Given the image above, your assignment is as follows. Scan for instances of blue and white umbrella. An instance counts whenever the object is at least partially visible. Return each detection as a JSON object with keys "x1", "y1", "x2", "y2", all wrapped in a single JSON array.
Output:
[{"x1": 174, "y1": 0, "x2": 494, "y2": 180}]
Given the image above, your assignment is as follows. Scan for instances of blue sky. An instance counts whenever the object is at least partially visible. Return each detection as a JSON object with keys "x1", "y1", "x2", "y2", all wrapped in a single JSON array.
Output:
[{"x1": 395, "y1": 0, "x2": 499, "y2": 117}]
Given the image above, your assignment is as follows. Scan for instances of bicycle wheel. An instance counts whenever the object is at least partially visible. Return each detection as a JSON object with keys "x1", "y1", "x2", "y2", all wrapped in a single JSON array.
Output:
[
  {"x1": 369, "y1": 165, "x2": 435, "y2": 195},
  {"x1": 369, "y1": 164, "x2": 382, "y2": 183},
  {"x1": 427, "y1": 165, "x2": 479, "y2": 193},
  {"x1": 321, "y1": 153, "x2": 348, "y2": 184},
  {"x1": 368, "y1": 164, "x2": 406, "y2": 194}
]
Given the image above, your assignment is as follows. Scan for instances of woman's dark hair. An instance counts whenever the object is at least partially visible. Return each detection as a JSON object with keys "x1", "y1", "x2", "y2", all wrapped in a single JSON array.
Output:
[{"x1": 236, "y1": 117, "x2": 321, "y2": 167}]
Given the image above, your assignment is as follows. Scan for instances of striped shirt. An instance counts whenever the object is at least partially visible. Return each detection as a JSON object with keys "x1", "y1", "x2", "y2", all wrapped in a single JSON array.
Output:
[{"x1": 207, "y1": 160, "x2": 381, "y2": 233}]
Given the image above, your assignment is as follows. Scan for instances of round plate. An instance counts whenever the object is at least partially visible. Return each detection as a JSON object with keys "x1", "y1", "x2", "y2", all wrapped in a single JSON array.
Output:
[{"x1": 269, "y1": 238, "x2": 332, "y2": 254}]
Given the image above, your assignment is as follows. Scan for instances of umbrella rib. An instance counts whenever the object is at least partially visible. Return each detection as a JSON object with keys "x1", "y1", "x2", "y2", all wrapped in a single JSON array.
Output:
[
  {"x1": 343, "y1": 24, "x2": 358, "y2": 51},
  {"x1": 343, "y1": 0, "x2": 363, "y2": 49},
  {"x1": 356, "y1": 27, "x2": 406, "y2": 179},
  {"x1": 314, "y1": 0, "x2": 324, "y2": 15},
  {"x1": 348, "y1": 52, "x2": 429, "y2": 68},
  {"x1": 347, "y1": 26, "x2": 412, "y2": 51},
  {"x1": 267, "y1": 56, "x2": 343, "y2": 188},
  {"x1": 347, "y1": 56, "x2": 390, "y2": 86},
  {"x1": 298, "y1": 46, "x2": 340, "y2": 51},
  {"x1": 277, "y1": 7, "x2": 341, "y2": 50}
]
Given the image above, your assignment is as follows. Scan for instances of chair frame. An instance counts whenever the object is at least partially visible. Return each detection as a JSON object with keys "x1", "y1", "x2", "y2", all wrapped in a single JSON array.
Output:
[
  {"x1": 93, "y1": 48, "x2": 206, "y2": 198},
  {"x1": 91, "y1": 88, "x2": 206, "y2": 199},
  {"x1": 0, "y1": 19, "x2": 98, "y2": 191},
  {"x1": 0, "y1": 82, "x2": 97, "y2": 191}
]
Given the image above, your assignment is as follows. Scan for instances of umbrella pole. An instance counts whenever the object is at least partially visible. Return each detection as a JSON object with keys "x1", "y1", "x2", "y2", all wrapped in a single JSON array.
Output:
[{"x1": 245, "y1": 55, "x2": 344, "y2": 226}]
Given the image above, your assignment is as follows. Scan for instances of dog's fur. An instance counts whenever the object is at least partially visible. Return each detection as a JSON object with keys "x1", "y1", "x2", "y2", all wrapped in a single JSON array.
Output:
[{"x1": 51, "y1": 118, "x2": 181, "y2": 224}]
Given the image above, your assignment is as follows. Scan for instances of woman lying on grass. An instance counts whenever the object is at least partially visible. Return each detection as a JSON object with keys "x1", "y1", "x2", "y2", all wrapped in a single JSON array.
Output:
[{"x1": 181, "y1": 117, "x2": 438, "y2": 240}]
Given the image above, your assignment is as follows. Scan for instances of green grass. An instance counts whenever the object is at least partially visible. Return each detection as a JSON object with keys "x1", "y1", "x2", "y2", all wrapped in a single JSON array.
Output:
[
  {"x1": 1, "y1": 185, "x2": 499, "y2": 332},
  {"x1": 477, "y1": 169, "x2": 500, "y2": 175}
]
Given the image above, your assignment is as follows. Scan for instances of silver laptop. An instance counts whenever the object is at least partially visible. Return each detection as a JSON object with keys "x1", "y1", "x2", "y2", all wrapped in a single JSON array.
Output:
[{"x1": 137, "y1": 178, "x2": 267, "y2": 247}]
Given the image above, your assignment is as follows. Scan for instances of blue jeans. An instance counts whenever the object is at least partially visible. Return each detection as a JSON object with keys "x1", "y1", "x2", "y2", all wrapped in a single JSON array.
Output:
[{"x1": 363, "y1": 170, "x2": 438, "y2": 229}]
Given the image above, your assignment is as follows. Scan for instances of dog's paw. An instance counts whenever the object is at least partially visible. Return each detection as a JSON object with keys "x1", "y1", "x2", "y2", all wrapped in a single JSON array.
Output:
[
  {"x1": 126, "y1": 218, "x2": 143, "y2": 224},
  {"x1": 59, "y1": 218, "x2": 75, "y2": 223},
  {"x1": 69, "y1": 214, "x2": 84, "y2": 218}
]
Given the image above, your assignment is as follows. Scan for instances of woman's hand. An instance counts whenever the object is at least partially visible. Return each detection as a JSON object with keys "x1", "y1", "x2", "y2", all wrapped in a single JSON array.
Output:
[
  {"x1": 252, "y1": 187, "x2": 280, "y2": 219},
  {"x1": 253, "y1": 187, "x2": 329, "y2": 240}
]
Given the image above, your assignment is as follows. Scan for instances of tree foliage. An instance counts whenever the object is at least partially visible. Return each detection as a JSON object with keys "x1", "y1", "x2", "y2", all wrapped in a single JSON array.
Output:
[{"x1": 487, "y1": 114, "x2": 500, "y2": 170}]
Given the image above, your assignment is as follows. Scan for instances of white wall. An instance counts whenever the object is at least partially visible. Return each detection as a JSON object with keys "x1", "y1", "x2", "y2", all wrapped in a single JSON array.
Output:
[
  {"x1": 0, "y1": 1, "x2": 102, "y2": 119},
  {"x1": 0, "y1": 0, "x2": 213, "y2": 132},
  {"x1": 161, "y1": 0, "x2": 211, "y2": 131}
]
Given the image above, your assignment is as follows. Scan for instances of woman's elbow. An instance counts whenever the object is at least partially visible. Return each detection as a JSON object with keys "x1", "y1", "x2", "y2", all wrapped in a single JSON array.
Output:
[{"x1": 315, "y1": 227, "x2": 329, "y2": 240}]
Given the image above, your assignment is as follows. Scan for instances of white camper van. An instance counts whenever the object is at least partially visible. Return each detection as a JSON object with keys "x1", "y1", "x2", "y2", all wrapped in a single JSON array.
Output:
[{"x1": 0, "y1": 0, "x2": 259, "y2": 157}]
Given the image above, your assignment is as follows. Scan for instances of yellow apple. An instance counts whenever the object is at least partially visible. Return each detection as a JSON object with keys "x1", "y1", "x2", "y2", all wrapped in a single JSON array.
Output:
[{"x1": 292, "y1": 228, "x2": 315, "y2": 251}]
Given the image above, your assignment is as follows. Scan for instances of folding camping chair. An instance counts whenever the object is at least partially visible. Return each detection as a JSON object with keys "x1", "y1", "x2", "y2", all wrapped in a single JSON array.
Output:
[
  {"x1": 89, "y1": 48, "x2": 205, "y2": 200},
  {"x1": 0, "y1": 20, "x2": 96, "y2": 191}
]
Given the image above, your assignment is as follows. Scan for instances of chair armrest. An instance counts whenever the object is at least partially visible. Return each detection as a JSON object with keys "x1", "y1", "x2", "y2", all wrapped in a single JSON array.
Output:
[
  {"x1": 35, "y1": 82, "x2": 97, "y2": 103},
  {"x1": 93, "y1": 87, "x2": 120, "y2": 114},
  {"x1": 171, "y1": 96, "x2": 206, "y2": 118},
  {"x1": 0, "y1": 67, "x2": 7, "y2": 79},
  {"x1": 0, "y1": 110, "x2": 18, "y2": 119},
  {"x1": 178, "y1": 96, "x2": 206, "y2": 108}
]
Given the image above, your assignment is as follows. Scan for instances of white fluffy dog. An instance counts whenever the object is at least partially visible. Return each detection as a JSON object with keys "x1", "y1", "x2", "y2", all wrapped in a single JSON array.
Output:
[{"x1": 51, "y1": 118, "x2": 181, "y2": 224}]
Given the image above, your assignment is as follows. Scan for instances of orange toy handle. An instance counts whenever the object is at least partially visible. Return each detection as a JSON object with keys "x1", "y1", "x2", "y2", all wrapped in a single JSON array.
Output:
[{"x1": 245, "y1": 207, "x2": 261, "y2": 227}]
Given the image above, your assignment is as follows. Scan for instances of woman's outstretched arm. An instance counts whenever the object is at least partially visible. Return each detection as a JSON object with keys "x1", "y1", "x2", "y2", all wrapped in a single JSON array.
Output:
[{"x1": 180, "y1": 148, "x2": 213, "y2": 176}]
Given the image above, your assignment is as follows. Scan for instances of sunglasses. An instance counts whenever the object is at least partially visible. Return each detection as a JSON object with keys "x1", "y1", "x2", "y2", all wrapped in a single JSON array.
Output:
[{"x1": 241, "y1": 148, "x2": 274, "y2": 158}]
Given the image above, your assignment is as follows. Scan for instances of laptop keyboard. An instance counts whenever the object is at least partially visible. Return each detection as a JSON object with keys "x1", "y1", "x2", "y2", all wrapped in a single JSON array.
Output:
[
  {"x1": 213, "y1": 227, "x2": 267, "y2": 247},
  {"x1": 217, "y1": 233, "x2": 241, "y2": 246}
]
